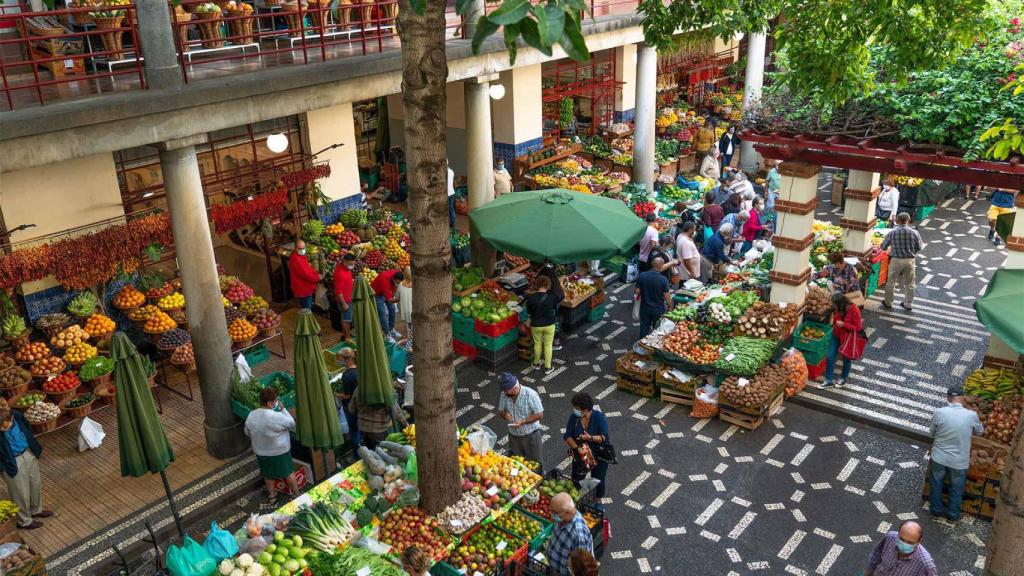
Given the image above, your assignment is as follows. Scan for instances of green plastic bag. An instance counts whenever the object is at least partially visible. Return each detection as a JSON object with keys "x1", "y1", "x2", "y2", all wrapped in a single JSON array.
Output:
[
  {"x1": 166, "y1": 536, "x2": 217, "y2": 576},
  {"x1": 405, "y1": 451, "x2": 418, "y2": 485}
]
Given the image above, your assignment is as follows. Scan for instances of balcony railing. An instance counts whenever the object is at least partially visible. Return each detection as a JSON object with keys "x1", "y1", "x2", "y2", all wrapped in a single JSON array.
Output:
[{"x1": 0, "y1": 1, "x2": 640, "y2": 112}]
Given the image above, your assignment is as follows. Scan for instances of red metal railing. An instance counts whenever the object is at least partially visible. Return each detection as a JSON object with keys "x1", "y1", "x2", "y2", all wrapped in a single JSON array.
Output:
[
  {"x1": 0, "y1": 2, "x2": 146, "y2": 111},
  {"x1": 1, "y1": 0, "x2": 642, "y2": 112}
]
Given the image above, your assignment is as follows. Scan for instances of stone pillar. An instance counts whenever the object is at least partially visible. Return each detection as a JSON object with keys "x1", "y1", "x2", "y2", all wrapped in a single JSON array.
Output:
[
  {"x1": 158, "y1": 136, "x2": 246, "y2": 459},
  {"x1": 491, "y1": 64, "x2": 544, "y2": 168},
  {"x1": 465, "y1": 75, "x2": 497, "y2": 273},
  {"x1": 633, "y1": 43, "x2": 657, "y2": 195},
  {"x1": 839, "y1": 170, "x2": 880, "y2": 256},
  {"x1": 738, "y1": 32, "x2": 766, "y2": 173},
  {"x1": 613, "y1": 44, "x2": 637, "y2": 123},
  {"x1": 984, "y1": 192, "x2": 1024, "y2": 367},
  {"x1": 768, "y1": 162, "x2": 821, "y2": 308},
  {"x1": 463, "y1": 0, "x2": 485, "y2": 40},
  {"x1": 134, "y1": 1, "x2": 183, "y2": 90}
]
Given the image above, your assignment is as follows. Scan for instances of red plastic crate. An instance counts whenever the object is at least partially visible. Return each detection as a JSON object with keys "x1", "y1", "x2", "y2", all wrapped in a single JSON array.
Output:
[
  {"x1": 877, "y1": 252, "x2": 889, "y2": 287},
  {"x1": 453, "y1": 339, "x2": 477, "y2": 359},
  {"x1": 475, "y1": 314, "x2": 520, "y2": 337},
  {"x1": 807, "y1": 358, "x2": 827, "y2": 381}
]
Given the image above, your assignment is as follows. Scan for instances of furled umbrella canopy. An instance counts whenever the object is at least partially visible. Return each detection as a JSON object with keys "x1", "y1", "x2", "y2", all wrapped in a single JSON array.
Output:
[
  {"x1": 352, "y1": 276, "x2": 394, "y2": 408},
  {"x1": 293, "y1": 309, "x2": 344, "y2": 450},
  {"x1": 975, "y1": 268, "x2": 1024, "y2": 355},
  {"x1": 469, "y1": 189, "x2": 647, "y2": 263},
  {"x1": 112, "y1": 332, "x2": 174, "y2": 477}
]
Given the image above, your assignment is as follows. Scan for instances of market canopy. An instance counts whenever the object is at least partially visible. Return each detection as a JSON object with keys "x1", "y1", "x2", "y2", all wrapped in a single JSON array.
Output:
[
  {"x1": 469, "y1": 189, "x2": 646, "y2": 264},
  {"x1": 352, "y1": 277, "x2": 395, "y2": 408},
  {"x1": 975, "y1": 268, "x2": 1024, "y2": 355},
  {"x1": 293, "y1": 309, "x2": 344, "y2": 450}
]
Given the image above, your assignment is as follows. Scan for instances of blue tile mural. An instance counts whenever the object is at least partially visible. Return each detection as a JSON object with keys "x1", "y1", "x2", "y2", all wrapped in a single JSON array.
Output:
[
  {"x1": 316, "y1": 194, "x2": 366, "y2": 225},
  {"x1": 614, "y1": 109, "x2": 635, "y2": 123},
  {"x1": 493, "y1": 138, "x2": 544, "y2": 167}
]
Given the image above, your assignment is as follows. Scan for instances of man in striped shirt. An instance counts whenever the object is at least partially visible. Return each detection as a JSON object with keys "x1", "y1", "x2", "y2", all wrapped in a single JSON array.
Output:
[
  {"x1": 865, "y1": 521, "x2": 937, "y2": 576},
  {"x1": 497, "y1": 373, "x2": 545, "y2": 473},
  {"x1": 881, "y1": 212, "x2": 924, "y2": 311}
]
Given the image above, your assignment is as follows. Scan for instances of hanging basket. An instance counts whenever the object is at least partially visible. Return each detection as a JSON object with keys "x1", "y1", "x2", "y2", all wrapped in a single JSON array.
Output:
[
  {"x1": 194, "y1": 12, "x2": 224, "y2": 48},
  {"x1": 227, "y1": 10, "x2": 255, "y2": 44},
  {"x1": 92, "y1": 16, "x2": 126, "y2": 60}
]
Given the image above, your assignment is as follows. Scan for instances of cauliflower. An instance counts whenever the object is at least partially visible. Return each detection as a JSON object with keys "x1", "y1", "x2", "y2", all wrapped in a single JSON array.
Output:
[
  {"x1": 219, "y1": 559, "x2": 235, "y2": 576},
  {"x1": 245, "y1": 565, "x2": 265, "y2": 576},
  {"x1": 236, "y1": 554, "x2": 254, "y2": 569},
  {"x1": 230, "y1": 569, "x2": 244, "y2": 576}
]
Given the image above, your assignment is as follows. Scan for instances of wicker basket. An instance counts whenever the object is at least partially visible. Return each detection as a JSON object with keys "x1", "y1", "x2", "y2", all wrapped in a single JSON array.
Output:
[
  {"x1": 1, "y1": 381, "x2": 30, "y2": 399},
  {"x1": 258, "y1": 322, "x2": 281, "y2": 340},
  {"x1": 306, "y1": 0, "x2": 331, "y2": 31},
  {"x1": 30, "y1": 417, "x2": 59, "y2": 435},
  {"x1": 60, "y1": 393, "x2": 95, "y2": 419},
  {"x1": 6, "y1": 331, "x2": 30, "y2": 351},
  {"x1": 94, "y1": 383, "x2": 116, "y2": 408},
  {"x1": 281, "y1": 2, "x2": 303, "y2": 33},
  {"x1": 169, "y1": 309, "x2": 188, "y2": 326},
  {"x1": 85, "y1": 370, "x2": 114, "y2": 388},
  {"x1": 93, "y1": 16, "x2": 126, "y2": 60},
  {"x1": 9, "y1": 392, "x2": 42, "y2": 412},
  {"x1": 194, "y1": 12, "x2": 224, "y2": 48},
  {"x1": 227, "y1": 10, "x2": 255, "y2": 44},
  {"x1": 45, "y1": 385, "x2": 79, "y2": 405},
  {"x1": 264, "y1": 0, "x2": 282, "y2": 5},
  {"x1": 231, "y1": 337, "x2": 254, "y2": 351}
]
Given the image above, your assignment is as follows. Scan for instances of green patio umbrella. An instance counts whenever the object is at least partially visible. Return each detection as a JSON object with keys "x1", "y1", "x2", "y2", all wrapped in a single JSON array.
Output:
[
  {"x1": 294, "y1": 309, "x2": 344, "y2": 451},
  {"x1": 975, "y1": 268, "x2": 1024, "y2": 355},
  {"x1": 352, "y1": 277, "x2": 394, "y2": 408},
  {"x1": 111, "y1": 332, "x2": 183, "y2": 539},
  {"x1": 469, "y1": 189, "x2": 647, "y2": 264}
]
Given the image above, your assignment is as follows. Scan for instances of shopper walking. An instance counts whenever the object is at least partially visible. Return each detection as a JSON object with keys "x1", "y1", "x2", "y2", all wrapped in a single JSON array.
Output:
[
  {"x1": 371, "y1": 268, "x2": 405, "y2": 342},
  {"x1": 821, "y1": 292, "x2": 863, "y2": 389},
  {"x1": 336, "y1": 347, "x2": 360, "y2": 453},
  {"x1": 875, "y1": 177, "x2": 901, "y2": 224},
  {"x1": 864, "y1": 521, "x2": 937, "y2": 576},
  {"x1": 564, "y1": 393, "x2": 611, "y2": 507},
  {"x1": 694, "y1": 119, "x2": 716, "y2": 157},
  {"x1": 881, "y1": 212, "x2": 923, "y2": 311},
  {"x1": 332, "y1": 253, "x2": 356, "y2": 341},
  {"x1": 987, "y1": 188, "x2": 1018, "y2": 246},
  {"x1": 718, "y1": 125, "x2": 741, "y2": 169},
  {"x1": 674, "y1": 222, "x2": 701, "y2": 283},
  {"x1": 288, "y1": 239, "x2": 321, "y2": 310},
  {"x1": 525, "y1": 275, "x2": 561, "y2": 372},
  {"x1": 244, "y1": 388, "x2": 299, "y2": 507},
  {"x1": 635, "y1": 257, "x2": 672, "y2": 338},
  {"x1": 700, "y1": 223, "x2": 733, "y2": 283},
  {"x1": 497, "y1": 373, "x2": 545, "y2": 472},
  {"x1": 547, "y1": 493, "x2": 594, "y2": 576},
  {"x1": 569, "y1": 549, "x2": 600, "y2": 576},
  {"x1": 928, "y1": 385, "x2": 983, "y2": 522},
  {"x1": 400, "y1": 546, "x2": 431, "y2": 576},
  {"x1": 0, "y1": 406, "x2": 50, "y2": 529},
  {"x1": 349, "y1": 386, "x2": 408, "y2": 451},
  {"x1": 494, "y1": 158, "x2": 513, "y2": 197},
  {"x1": 814, "y1": 251, "x2": 861, "y2": 296},
  {"x1": 638, "y1": 213, "x2": 660, "y2": 272},
  {"x1": 538, "y1": 262, "x2": 565, "y2": 352}
]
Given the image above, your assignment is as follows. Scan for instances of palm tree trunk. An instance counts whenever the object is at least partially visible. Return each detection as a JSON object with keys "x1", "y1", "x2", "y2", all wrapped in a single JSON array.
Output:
[
  {"x1": 397, "y1": 0, "x2": 462, "y2": 514},
  {"x1": 985, "y1": 413, "x2": 1024, "y2": 575}
]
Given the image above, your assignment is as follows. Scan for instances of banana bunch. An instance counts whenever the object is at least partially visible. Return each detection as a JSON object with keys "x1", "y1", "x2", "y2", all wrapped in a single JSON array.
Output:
[
  {"x1": 402, "y1": 424, "x2": 416, "y2": 447},
  {"x1": 964, "y1": 368, "x2": 1023, "y2": 400},
  {"x1": 0, "y1": 500, "x2": 19, "y2": 523}
]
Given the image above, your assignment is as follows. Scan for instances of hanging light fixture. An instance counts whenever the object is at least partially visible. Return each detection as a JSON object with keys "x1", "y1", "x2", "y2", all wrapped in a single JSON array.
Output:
[
  {"x1": 266, "y1": 132, "x2": 289, "y2": 153},
  {"x1": 488, "y1": 83, "x2": 506, "y2": 100},
  {"x1": 141, "y1": 191, "x2": 155, "y2": 199}
]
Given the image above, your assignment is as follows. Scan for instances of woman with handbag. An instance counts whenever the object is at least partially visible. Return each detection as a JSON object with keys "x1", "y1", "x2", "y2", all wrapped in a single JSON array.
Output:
[
  {"x1": 821, "y1": 292, "x2": 865, "y2": 389},
  {"x1": 564, "y1": 393, "x2": 611, "y2": 511}
]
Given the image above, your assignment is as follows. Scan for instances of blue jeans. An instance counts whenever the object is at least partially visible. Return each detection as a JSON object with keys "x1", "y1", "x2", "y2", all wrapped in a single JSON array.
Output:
[
  {"x1": 297, "y1": 295, "x2": 313, "y2": 310},
  {"x1": 638, "y1": 307, "x2": 663, "y2": 340},
  {"x1": 448, "y1": 195, "x2": 456, "y2": 227},
  {"x1": 375, "y1": 295, "x2": 397, "y2": 334},
  {"x1": 929, "y1": 462, "x2": 967, "y2": 520},
  {"x1": 344, "y1": 407, "x2": 361, "y2": 453},
  {"x1": 825, "y1": 336, "x2": 852, "y2": 383}
]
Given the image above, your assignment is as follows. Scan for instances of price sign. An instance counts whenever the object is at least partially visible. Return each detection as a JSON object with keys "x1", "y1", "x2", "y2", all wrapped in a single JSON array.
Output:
[
  {"x1": 486, "y1": 485, "x2": 499, "y2": 496},
  {"x1": 451, "y1": 519, "x2": 464, "y2": 529},
  {"x1": 534, "y1": 552, "x2": 546, "y2": 562},
  {"x1": 725, "y1": 353, "x2": 736, "y2": 362},
  {"x1": 356, "y1": 567, "x2": 372, "y2": 576},
  {"x1": 779, "y1": 302, "x2": 788, "y2": 309},
  {"x1": 496, "y1": 541, "x2": 508, "y2": 551},
  {"x1": 737, "y1": 378, "x2": 749, "y2": 387},
  {"x1": 510, "y1": 467, "x2": 519, "y2": 477}
]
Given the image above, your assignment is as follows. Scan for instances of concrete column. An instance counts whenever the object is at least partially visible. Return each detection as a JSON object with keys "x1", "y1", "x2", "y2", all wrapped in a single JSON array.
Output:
[
  {"x1": 633, "y1": 43, "x2": 657, "y2": 195},
  {"x1": 768, "y1": 161, "x2": 821, "y2": 308},
  {"x1": 613, "y1": 44, "x2": 637, "y2": 123},
  {"x1": 463, "y1": 0, "x2": 485, "y2": 40},
  {"x1": 738, "y1": 32, "x2": 766, "y2": 173},
  {"x1": 492, "y1": 64, "x2": 544, "y2": 167},
  {"x1": 840, "y1": 170, "x2": 880, "y2": 256},
  {"x1": 303, "y1": 103, "x2": 361, "y2": 202},
  {"x1": 158, "y1": 136, "x2": 246, "y2": 459},
  {"x1": 135, "y1": 1, "x2": 183, "y2": 90},
  {"x1": 465, "y1": 76, "x2": 497, "y2": 273}
]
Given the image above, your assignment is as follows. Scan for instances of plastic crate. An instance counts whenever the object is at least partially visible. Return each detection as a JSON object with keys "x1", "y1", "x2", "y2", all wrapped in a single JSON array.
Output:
[
  {"x1": 560, "y1": 298, "x2": 592, "y2": 324},
  {"x1": 588, "y1": 304, "x2": 606, "y2": 323},
  {"x1": 453, "y1": 322, "x2": 477, "y2": 344},
  {"x1": 496, "y1": 506, "x2": 553, "y2": 552},
  {"x1": 231, "y1": 372, "x2": 296, "y2": 419},
  {"x1": 476, "y1": 314, "x2": 520, "y2": 337},
  {"x1": 866, "y1": 274, "x2": 879, "y2": 298},
  {"x1": 589, "y1": 291, "x2": 606, "y2": 308},
  {"x1": 429, "y1": 561, "x2": 463, "y2": 576},
  {"x1": 384, "y1": 340, "x2": 408, "y2": 376},
  {"x1": 477, "y1": 329, "x2": 520, "y2": 352},
  {"x1": 243, "y1": 343, "x2": 269, "y2": 367},
  {"x1": 453, "y1": 312, "x2": 475, "y2": 334},
  {"x1": 807, "y1": 358, "x2": 827, "y2": 380},
  {"x1": 454, "y1": 339, "x2": 477, "y2": 359},
  {"x1": 800, "y1": 347, "x2": 827, "y2": 366},
  {"x1": 793, "y1": 321, "x2": 832, "y2": 355}
]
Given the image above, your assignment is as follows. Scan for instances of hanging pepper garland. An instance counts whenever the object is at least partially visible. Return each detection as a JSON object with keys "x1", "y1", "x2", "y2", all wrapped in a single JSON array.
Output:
[
  {"x1": 210, "y1": 186, "x2": 290, "y2": 233},
  {"x1": 280, "y1": 163, "x2": 331, "y2": 189},
  {"x1": 0, "y1": 213, "x2": 173, "y2": 291}
]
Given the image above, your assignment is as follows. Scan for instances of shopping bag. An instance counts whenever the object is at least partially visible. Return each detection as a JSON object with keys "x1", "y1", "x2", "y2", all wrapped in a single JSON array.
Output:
[
  {"x1": 839, "y1": 329, "x2": 869, "y2": 360},
  {"x1": 844, "y1": 290, "x2": 865, "y2": 309},
  {"x1": 166, "y1": 536, "x2": 217, "y2": 576},
  {"x1": 466, "y1": 425, "x2": 497, "y2": 455},
  {"x1": 631, "y1": 299, "x2": 641, "y2": 321},
  {"x1": 78, "y1": 417, "x2": 105, "y2": 452},
  {"x1": 234, "y1": 354, "x2": 254, "y2": 384},
  {"x1": 314, "y1": 284, "x2": 329, "y2": 311},
  {"x1": 625, "y1": 262, "x2": 639, "y2": 283},
  {"x1": 202, "y1": 521, "x2": 238, "y2": 561}
]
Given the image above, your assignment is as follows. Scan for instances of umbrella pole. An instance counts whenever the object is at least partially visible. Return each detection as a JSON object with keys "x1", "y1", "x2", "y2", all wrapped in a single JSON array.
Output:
[{"x1": 160, "y1": 470, "x2": 186, "y2": 541}]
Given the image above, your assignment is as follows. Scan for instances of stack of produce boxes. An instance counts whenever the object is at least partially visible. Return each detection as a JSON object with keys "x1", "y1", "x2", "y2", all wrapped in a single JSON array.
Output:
[
  {"x1": 792, "y1": 321, "x2": 831, "y2": 380},
  {"x1": 615, "y1": 351, "x2": 659, "y2": 398},
  {"x1": 922, "y1": 436, "x2": 1006, "y2": 521},
  {"x1": 471, "y1": 282, "x2": 523, "y2": 370}
]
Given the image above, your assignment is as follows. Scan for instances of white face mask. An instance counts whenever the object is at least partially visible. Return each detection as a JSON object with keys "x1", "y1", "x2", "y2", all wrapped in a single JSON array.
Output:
[
  {"x1": 297, "y1": 249, "x2": 306, "y2": 255},
  {"x1": 497, "y1": 164, "x2": 506, "y2": 172}
]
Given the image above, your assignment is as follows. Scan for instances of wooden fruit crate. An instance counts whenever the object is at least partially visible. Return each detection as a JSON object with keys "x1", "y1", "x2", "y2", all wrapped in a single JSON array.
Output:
[
  {"x1": 560, "y1": 286, "x2": 596, "y2": 309},
  {"x1": 718, "y1": 391, "x2": 784, "y2": 430},
  {"x1": 616, "y1": 376, "x2": 657, "y2": 398},
  {"x1": 615, "y1": 351, "x2": 657, "y2": 383},
  {"x1": 660, "y1": 386, "x2": 694, "y2": 406},
  {"x1": 29, "y1": 46, "x2": 85, "y2": 78},
  {"x1": 655, "y1": 365, "x2": 701, "y2": 393}
]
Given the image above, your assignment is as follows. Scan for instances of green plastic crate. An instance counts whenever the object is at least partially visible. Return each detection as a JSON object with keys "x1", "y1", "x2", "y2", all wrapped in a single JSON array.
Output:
[
  {"x1": 384, "y1": 340, "x2": 408, "y2": 376},
  {"x1": 453, "y1": 322, "x2": 477, "y2": 344},
  {"x1": 793, "y1": 321, "x2": 832, "y2": 355},
  {"x1": 800, "y1": 347, "x2": 827, "y2": 366},
  {"x1": 231, "y1": 371, "x2": 296, "y2": 419},
  {"x1": 477, "y1": 329, "x2": 519, "y2": 352},
  {"x1": 453, "y1": 312, "x2": 475, "y2": 333},
  {"x1": 243, "y1": 344, "x2": 269, "y2": 367},
  {"x1": 588, "y1": 304, "x2": 606, "y2": 323}
]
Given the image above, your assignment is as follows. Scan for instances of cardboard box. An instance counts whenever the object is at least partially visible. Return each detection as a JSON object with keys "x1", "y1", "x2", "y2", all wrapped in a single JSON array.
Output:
[{"x1": 0, "y1": 535, "x2": 46, "y2": 576}]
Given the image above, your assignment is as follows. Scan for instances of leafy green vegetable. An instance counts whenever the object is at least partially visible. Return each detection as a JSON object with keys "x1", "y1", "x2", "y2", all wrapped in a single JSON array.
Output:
[
  {"x1": 714, "y1": 337, "x2": 777, "y2": 376},
  {"x1": 79, "y1": 356, "x2": 114, "y2": 381}
]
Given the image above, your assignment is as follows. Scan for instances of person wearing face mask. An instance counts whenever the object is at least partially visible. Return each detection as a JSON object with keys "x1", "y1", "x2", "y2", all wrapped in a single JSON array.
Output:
[
  {"x1": 494, "y1": 158, "x2": 513, "y2": 197},
  {"x1": 864, "y1": 521, "x2": 936, "y2": 576},
  {"x1": 546, "y1": 493, "x2": 593, "y2": 576},
  {"x1": 563, "y1": 393, "x2": 610, "y2": 510},
  {"x1": 332, "y1": 253, "x2": 356, "y2": 341},
  {"x1": 497, "y1": 373, "x2": 545, "y2": 472},
  {"x1": 288, "y1": 239, "x2": 321, "y2": 310}
]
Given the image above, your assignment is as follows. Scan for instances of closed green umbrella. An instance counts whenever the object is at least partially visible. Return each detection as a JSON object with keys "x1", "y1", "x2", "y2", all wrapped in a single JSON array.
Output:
[
  {"x1": 469, "y1": 189, "x2": 647, "y2": 264},
  {"x1": 975, "y1": 268, "x2": 1024, "y2": 355},
  {"x1": 352, "y1": 277, "x2": 394, "y2": 407},
  {"x1": 294, "y1": 309, "x2": 344, "y2": 450},
  {"x1": 111, "y1": 332, "x2": 183, "y2": 539}
]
